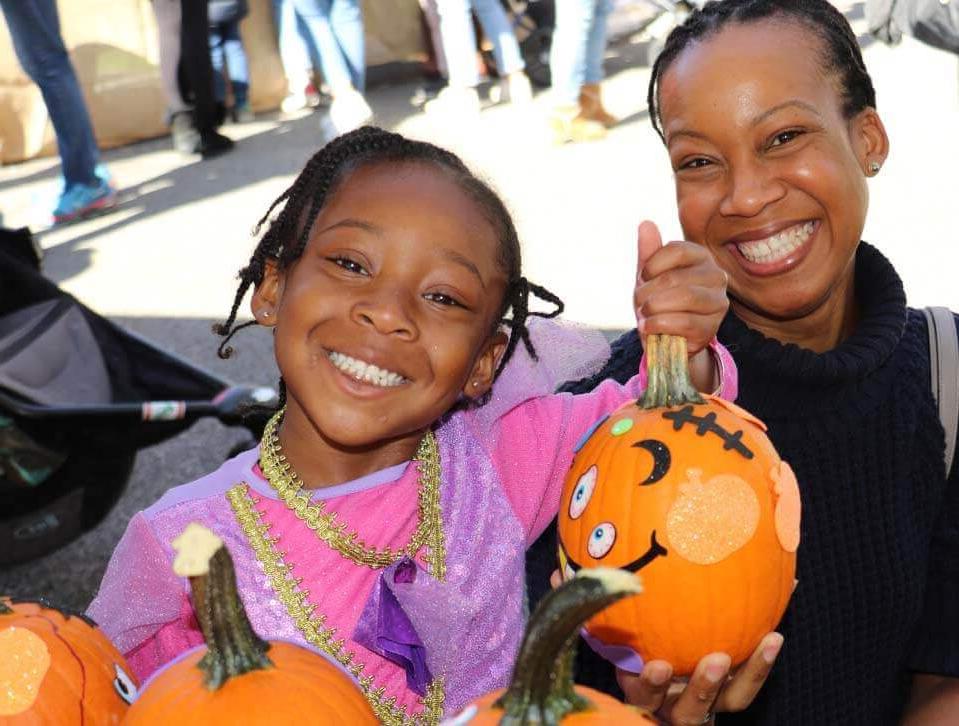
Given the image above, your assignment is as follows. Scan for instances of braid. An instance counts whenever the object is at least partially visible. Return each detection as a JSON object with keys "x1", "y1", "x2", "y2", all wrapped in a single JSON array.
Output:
[
  {"x1": 648, "y1": 0, "x2": 876, "y2": 142},
  {"x1": 496, "y1": 278, "x2": 565, "y2": 378}
]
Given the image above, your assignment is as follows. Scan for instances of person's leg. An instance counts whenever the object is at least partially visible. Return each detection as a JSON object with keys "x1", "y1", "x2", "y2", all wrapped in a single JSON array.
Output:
[
  {"x1": 0, "y1": 0, "x2": 99, "y2": 187},
  {"x1": 209, "y1": 23, "x2": 227, "y2": 104},
  {"x1": 290, "y1": 0, "x2": 354, "y2": 93},
  {"x1": 582, "y1": 0, "x2": 612, "y2": 87},
  {"x1": 151, "y1": 0, "x2": 190, "y2": 118},
  {"x1": 435, "y1": 0, "x2": 481, "y2": 88},
  {"x1": 550, "y1": 0, "x2": 593, "y2": 107},
  {"x1": 470, "y1": 0, "x2": 524, "y2": 76},
  {"x1": 549, "y1": 0, "x2": 606, "y2": 142},
  {"x1": 329, "y1": 0, "x2": 365, "y2": 92},
  {"x1": 418, "y1": 0, "x2": 448, "y2": 79},
  {"x1": 274, "y1": 0, "x2": 311, "y2": 85},
  {"x1": 179, "y1": 0, "x2": 220, "y2": 133},
  {"x1": 221, "y1": 19, "x2": 250, "y2": 107},
  {"x1": 578, "y1": 0, "x2": 616, "y2": 127}
]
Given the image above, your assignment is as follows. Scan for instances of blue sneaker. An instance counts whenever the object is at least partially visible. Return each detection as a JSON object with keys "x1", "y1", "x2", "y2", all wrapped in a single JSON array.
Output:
[{"x1": 53, "y1": 176, "x2": 117, "y2": 224}]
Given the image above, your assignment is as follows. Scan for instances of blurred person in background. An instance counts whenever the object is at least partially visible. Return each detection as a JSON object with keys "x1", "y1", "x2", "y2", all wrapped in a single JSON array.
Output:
[
  {"x1": 549, "y1": 0, "x2": 618, "y2": 143},
  {"x1": 0, "y1": 0, "x2": 117, "y2": 224},
  {"x1": 151, "y1": 0, "x2": 234, "y2": 157},
  {"x1": 426, "y1": 0, "x2": 534, "y2": 116},
  {"x1": 278, "y1": 0, "x2": 372, "y2": 138},
  {"x1": 272, "y1": 0, "x2": 324, "y2": 113},
  {"x1": 208, "y1": 0, "x2": 254, "y2": 123}
]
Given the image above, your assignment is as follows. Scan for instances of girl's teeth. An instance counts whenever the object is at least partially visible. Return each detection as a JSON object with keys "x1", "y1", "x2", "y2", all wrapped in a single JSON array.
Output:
[
  {"x1": 737, "y1": 222, "x2": 814, "y2": 264},
  {"x1": 328, "y1": 351, "x2": 406, "y2": 387}
]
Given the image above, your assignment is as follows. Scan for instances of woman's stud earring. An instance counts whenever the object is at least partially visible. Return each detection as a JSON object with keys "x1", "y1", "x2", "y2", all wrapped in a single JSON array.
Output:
[
  {"x1": 868, "y1": 161, "x2": 881, "y2": 174},
  {"x1": 472, "y1": 381, "x2": 479, "y2": 388}
]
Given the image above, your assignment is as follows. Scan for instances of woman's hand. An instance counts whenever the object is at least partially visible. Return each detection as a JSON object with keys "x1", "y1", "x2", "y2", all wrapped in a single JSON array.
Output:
[
  {"x1": 634, "y1": 220, "x2": 729, "y2": 392},
  {"x1": 616, "y1": 633, "x2": 784, "y2": 725},
  {"x1": 549, "y1": 571, "x2": 782, "y2": 724}
]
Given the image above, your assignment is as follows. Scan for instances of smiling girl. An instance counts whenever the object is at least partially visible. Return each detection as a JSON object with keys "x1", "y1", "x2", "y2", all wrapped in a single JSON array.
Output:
[{"x1": 86, "y1": 127, "x2": 771, "y2": 724}]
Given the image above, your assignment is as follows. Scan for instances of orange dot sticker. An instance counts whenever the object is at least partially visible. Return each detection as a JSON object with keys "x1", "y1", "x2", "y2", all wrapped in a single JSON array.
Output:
[
  {"x1": 666, "y1": 470, "x2": 760, "y2": 564},
  {"x1": 0, "y1": 626, "x2": 51, "y2": 716},
  {"x1": 771, "y1": 460, "x2": 801, "y2": 552}
]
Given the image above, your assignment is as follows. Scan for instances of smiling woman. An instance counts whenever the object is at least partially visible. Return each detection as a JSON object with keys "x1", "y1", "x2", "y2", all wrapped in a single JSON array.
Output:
[{"x1": 527, "y1": 1, "x2": 959, "y2": 724}]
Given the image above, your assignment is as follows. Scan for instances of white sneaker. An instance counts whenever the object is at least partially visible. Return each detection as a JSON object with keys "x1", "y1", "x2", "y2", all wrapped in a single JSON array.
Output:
[
  {"x1": 319, "y1": 89, "x2": 374, "y2": 140},
  {"x1": 490, "y1": 72, "x2": 534, "y2": 106},
  {"x1": 423, "y1": 86, "x2": 481, "y2": 118}
]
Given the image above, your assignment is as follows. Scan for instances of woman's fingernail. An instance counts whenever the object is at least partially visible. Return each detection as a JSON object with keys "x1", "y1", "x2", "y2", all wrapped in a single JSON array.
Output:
[
  {"x1": 647, "y1": 665, "x2": 670, "y2": 686},
  {"x1": 705, "y1": 660, "x2": 728, "y2": 684},
  {"x1": 762, "y1": 634, "x2": 784, "y2": 664}
]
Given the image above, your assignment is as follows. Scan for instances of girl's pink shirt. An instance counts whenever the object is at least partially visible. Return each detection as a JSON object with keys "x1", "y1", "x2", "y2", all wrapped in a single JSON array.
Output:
[{"x1": 116, "y1": 343, "x2": 737, "y2": 702}]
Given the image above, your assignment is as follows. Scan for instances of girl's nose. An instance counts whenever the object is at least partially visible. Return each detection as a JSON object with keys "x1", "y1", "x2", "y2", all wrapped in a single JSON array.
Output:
[
  {"x1": 351, "y1": 286, "x2": 418, "y2": 340},
  {"x1": 718, "y1": 162, "x2": 786, "y2": 218}
]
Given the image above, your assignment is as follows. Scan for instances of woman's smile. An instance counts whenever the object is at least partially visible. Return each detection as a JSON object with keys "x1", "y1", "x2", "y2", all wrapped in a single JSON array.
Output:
[{"x1": 725, "y1": 220, "x2": 818, "y2": 277}]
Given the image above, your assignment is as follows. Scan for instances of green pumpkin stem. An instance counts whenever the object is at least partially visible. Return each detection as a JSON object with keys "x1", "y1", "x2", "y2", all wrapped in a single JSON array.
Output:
[
  {"x1": 639, "y1": 334, "x2": 704, "y2": 409},
  {"x1": 173, "y1": 523, "x2": 273, "y2": 690},
  {"x1": 493, "y1": 568, "x2": 642, "y2": 724}
]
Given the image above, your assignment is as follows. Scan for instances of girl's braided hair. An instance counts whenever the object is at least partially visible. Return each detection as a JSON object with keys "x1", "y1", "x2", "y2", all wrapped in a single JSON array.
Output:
[
  {"x1": 647, "y1": 0, "x2": 877, "y2": 142},
  {"x1": 214, "y1": 126, "x2": 563, "y2": 407}
]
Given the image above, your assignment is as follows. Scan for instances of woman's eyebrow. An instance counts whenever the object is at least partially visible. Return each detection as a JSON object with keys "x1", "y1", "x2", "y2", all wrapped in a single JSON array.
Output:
[{"x1": 751, "y1": 99, "x2": 822, "y2": 128}]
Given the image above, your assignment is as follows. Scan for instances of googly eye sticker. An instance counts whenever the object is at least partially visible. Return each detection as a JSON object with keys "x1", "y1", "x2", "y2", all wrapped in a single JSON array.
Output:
[{"x1": 568, "y1": 465, "x2": 598, "y2": 520}]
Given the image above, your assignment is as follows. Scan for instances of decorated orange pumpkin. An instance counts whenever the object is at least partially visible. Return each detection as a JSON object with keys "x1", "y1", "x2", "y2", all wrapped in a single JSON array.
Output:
[
  {"x1": 122, "y1": 523, "x2": 376, "y2": 725},
  {"x1": 448, "y1": 568, "x2": 659, "y2": 725},
  {"x1": 557, "y1": 335, "x2": 800, "y2": 676},
  {"x1": 0, "y1": 596, "x2": 138, "y2": 724}
]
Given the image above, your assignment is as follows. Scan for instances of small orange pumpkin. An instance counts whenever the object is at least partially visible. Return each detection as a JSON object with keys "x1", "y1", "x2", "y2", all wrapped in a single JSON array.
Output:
[
  {"x1": 448, "y1": 568, "x2": 659, "y2": 725},
  {"x1": 0, "y1": 596, "x2": 138, "y2": 724},
  {"x1": 122, "y1": 523, "x2": 377, "y2": 725},
  {"x1": 557, "y1": 335, "x2": 800, "y2": 676}
]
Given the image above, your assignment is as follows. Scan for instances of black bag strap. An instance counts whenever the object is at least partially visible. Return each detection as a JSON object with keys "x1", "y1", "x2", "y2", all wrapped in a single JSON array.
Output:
[{"x1": 923, "y1": 307, "x2": 959, "y2": 476}]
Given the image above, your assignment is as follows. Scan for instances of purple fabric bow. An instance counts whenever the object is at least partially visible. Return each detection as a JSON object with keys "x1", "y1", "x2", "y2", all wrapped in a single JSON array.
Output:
[{"x1": 353, "y1": 558, "x2": 433, "y2": 695}]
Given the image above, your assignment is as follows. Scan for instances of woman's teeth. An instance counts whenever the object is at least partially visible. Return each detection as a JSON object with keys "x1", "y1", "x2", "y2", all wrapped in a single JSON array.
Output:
[
  {"x1": 736, "y1": 222, "x2": 814, "y2": 264},
  {"x1": 328, "y1": 351, "x2": 407, "y2": 387}
]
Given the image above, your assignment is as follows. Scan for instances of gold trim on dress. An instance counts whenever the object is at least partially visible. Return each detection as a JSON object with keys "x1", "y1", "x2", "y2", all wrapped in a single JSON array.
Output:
[
  {"x1": 259, "y1": 409, "x2": 446, "y2": 575},
  {"x1": 228, "y1": 483, "x2": 446, "y2": 725}
]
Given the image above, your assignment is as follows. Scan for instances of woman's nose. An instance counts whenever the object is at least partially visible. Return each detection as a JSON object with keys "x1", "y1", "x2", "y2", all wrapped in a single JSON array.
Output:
[{"x1": 718, "y1": 162, "x2": 786, "y2": 218}]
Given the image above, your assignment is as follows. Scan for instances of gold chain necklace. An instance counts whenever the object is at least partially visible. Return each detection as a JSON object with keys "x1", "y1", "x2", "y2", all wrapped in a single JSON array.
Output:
[
  {"x1": 259, "y1": 408, "x2": 445, "y2": 575},
  {"x1": 228, "y1": 484, "x2": 446, "y2": 725}
]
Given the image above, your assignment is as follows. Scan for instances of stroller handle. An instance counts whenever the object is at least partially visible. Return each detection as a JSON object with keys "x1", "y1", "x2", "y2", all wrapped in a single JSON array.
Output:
[{"x1": 0, "y1": 385, "x2": 277, "y2": 425}]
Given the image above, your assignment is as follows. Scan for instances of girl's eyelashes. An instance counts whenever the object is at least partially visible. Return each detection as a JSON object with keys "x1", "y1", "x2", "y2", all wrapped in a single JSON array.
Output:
[
  {"x1": 424, "y1": 291, "x2": 469, "y2": 310},
  {"x1": 328, "y1": 255, "x2": 369, "y2": 276},
  {"x1": 678, "y1": 156, "x2": 713, "y2": 171}
]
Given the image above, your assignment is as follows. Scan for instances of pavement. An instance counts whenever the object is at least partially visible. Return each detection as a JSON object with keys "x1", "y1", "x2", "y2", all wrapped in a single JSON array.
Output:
[{"x1": 1, "y1": 1, "x2": 958, "y2": 610}]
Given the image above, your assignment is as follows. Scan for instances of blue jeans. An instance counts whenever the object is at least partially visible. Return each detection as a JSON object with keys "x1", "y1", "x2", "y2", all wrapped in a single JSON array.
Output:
[
  {"x1": 437, "y1": 0, "x2": 525, "y2": 88},
  {"x1": 550, "y1": 0, "x2": 613, "y2": 105},
  {"x1": 288, "y1": 0, "x2": 365, "y2": 91},
  {"x1": 273, "y1": 0, "x2": 320, "y2": 84},
  {"x1": 0, "y1": 0, "x2": 100, "y2": 187},
  {"x1": 210, "y1": 20, "x2": 250, "y2": 106}
]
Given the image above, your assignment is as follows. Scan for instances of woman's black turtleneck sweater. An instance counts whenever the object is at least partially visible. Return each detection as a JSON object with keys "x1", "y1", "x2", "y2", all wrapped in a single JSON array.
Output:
[{"x1": 526, "y1": 243, "x2": 959, "y2": 725}]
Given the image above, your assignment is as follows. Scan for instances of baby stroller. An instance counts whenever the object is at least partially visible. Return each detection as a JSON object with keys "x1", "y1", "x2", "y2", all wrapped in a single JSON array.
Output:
[{"x1": 0, "y1": 229, "x2": 275, "y2": 567}]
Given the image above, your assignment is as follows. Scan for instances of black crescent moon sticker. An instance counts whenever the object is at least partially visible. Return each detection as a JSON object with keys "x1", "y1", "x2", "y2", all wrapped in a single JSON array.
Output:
[{"x1": 633, "y1": 439, "x2": 670, "y2": 485}]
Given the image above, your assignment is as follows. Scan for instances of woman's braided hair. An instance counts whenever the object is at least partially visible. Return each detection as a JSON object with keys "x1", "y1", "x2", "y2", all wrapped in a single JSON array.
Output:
[
  {"x1": 214, "y1": 126, "x2": 563, "y2": 407},
  {"x1": 647, "y1": 0, "x2": 877, "y2": 142}
]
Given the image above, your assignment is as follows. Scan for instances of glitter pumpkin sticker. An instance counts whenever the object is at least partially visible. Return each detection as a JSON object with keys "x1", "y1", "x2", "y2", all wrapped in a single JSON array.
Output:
[
  {"x1": 666, "y1": 470, "x2": 760, "y2": 564},
  {"x1": 0, "y1": 626, "x2": 51, "y2": 715}
]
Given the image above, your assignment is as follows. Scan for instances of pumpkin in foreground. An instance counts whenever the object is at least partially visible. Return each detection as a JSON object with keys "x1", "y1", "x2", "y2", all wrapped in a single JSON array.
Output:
[
  {"x1": 0, "y1": 596, "x2": 138, "y2": 724},
  {"x1": 122, "y1": 523, "x2": 376, "y2": 725},
  {"x1": 447, "y1": 568, "x2": 659, "y2": 725},
  {"x1": 558, "y1": 335, "x2": 801, "y2": 676}
]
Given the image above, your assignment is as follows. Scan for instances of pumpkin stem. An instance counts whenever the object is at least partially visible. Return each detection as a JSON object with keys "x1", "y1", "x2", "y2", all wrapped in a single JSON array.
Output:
[
  {"x1": 493, "y1": 568, "x2": 642, "y2": 724},
  {"x1": 639, "y1": 334, "x2": 704, "y2": 409},
  {"x1": 172, "y1": 523, "x2": 273, "y2": 690},
  {"x1": 0, "y1": 599, "x2": 11, "y2": 615}
]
